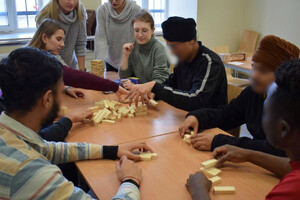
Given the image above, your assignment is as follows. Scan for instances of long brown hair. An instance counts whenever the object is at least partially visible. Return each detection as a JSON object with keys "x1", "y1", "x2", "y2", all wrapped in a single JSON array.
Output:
[
  {"x1": 36, "y1": 0, "x2": 83, "y2": 25},
  {"x1": 28, "y1": 19, "x2": 65, "y2": 50}
]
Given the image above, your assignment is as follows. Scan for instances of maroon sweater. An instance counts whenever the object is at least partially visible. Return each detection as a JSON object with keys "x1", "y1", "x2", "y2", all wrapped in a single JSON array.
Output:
[{"x1": 63, "y1": 66, "x2": 119, "y2": 92}]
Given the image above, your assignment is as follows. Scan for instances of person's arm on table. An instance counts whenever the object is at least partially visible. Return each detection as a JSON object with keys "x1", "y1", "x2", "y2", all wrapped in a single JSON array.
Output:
[
  {"x1": 11, "y1": 155, "x2": 143, "y2": 200},
  {"x1": 211, "y1": 135, "x2": 286, "y2": 156},
  {"x1": 127, "y1": 61, "x2": 225, "y2": 111},
  {"x1": 179, "y1": 89, "x2": 246, "y2": 136},
  {"x1": 62, "y1": 66, "x2": 128, "y2": 101},
  {"x1": 39, "y1": 117, "x2": 72, "y2": 142},
  {"x1": 39, "y1": 110, "x2": 93, "y2": 142},
  {"x1": 44, "y1": 140, "x2": 153, "y2": 164},
  {"x1": 65, "y1": 86, "x2": 85, "y2": 99},
  {"x1": 114, "y1": 156, "x2": 142, "y2": 200},
  {"x1": 186, "y1": 172, "x2": 212, "y2": 200},
  {"x1": 213, "y1": 145, "x2": 291, "y2": 178}
]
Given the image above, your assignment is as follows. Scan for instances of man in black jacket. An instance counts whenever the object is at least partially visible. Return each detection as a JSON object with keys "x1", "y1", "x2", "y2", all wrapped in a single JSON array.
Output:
[
  {"x1": 179, "y1": 35, "x2": 300, "y2": 157},
  {"x1": 126, "y1": 17, "x2": 227, "y2": 112}
]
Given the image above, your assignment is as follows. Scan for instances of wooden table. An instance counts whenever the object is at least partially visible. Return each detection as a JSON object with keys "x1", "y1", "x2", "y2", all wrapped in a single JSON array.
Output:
[
  {"x1": 65, "y1": 92, "x2": 187, "y2": 145},
  {"x1": 74, "y1": 130, "x2": 279, "y2": 200},
  {"x1": 64, "y1": 73, "x2": 279, "y2": 200},
  {"x1": 224, "y1": 58, "x2": 252, "y2": 74}
]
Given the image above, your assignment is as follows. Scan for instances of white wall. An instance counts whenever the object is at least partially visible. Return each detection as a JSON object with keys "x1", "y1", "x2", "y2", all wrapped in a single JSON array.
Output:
[
  {"x1": 243, "y1": 0, "x2": 300, "y2": 47},
  {"x1": 197, "y1": 0, "x2": 244, "y2": 52}
]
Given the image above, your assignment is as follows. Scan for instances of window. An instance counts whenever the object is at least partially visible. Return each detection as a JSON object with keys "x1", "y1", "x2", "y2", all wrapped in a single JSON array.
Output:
[
  {"x1": 0, "y1": 0, "x2": 49, "y2": 32},
  {"x1": 102, "y1": 0, "x2": 168, "y2": 32}
]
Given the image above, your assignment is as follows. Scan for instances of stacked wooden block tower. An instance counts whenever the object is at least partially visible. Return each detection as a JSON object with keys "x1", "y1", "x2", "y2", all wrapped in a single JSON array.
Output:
[{"x1": 90, "y1": 60, "x2": 105, "y2": 78}]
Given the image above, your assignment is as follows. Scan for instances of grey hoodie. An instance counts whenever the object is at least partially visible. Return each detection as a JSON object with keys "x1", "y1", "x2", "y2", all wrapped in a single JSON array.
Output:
[
  {"x1": 95, "y1": 0, "x2": 141, "y2": 69},
  {"x1": 57, "y1": 3, "x2": 87, "y2": 69}
]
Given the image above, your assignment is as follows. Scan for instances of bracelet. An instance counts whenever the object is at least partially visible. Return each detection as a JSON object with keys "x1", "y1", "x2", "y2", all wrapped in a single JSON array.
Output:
[
  {"x1": 122, "y1": 179, "x2": 140, "y2": 189},
  {"x1": 122, "y1": 176, "x2": 140, "y2": 186},
  {"x1": 65, "y1": 86, "x2": 71, "y2": 94}
]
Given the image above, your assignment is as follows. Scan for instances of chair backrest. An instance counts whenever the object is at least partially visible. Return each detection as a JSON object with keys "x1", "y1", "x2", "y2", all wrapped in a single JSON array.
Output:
[
  {"x1": 238, "y1": 30, "x2": 259, "y2": 56},
  {"x1": 227, "y1": 84, "x2": 243, "y2": 103},
  {"x1": 211, "y1": 46, "x2": 230, "y2": 54},
  {"x1": 86, "y1": 9, "x2": 96, "y2": 36},
  {"x1": 226, "y1": 84, "x2": 243, "y2": 137},
  {"x1": 169, "y1": 64, "x2": 175, "y2": 73}
]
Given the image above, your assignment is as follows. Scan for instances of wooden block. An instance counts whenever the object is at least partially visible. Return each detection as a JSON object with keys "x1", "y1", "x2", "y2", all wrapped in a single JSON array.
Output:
[
  {"x1": 102, "y1": 120, "x2": 115, "y2": 125},
  {"x1": 200, "y1": 167, "x2": 221, "y2": 177},
  {"x1": 139, "y1": 154, "x2": 152, "y2": 161},
  {"x1": 88, "y1": 106, "x2": 100, "y2": 112},
  {"x1": 60, "y1": 106, "x2": 68, "y2": 116},
  {"x1": 95, "y1": 101, "x2": 105, "y2": 109},
  {"x1": 135, "y1": 112, "x2": 147, "y2": 116},
  {"x1": 121, "y1": 110, "x2": 130, "y2": 117},
  {"x1": 108, "y1": 115, "x2": 117, "y2": 120},
  {"x1": 209, "y1": 176, "x2": 221, "y2": 186},
  {"x1": 183, "y1": 134, "x2": 191, "y2": 144},
  {"x1": 117, "y1": 114, "x2": 122, "y2": 120},
  {"x1": 213, "y1": 186, "x2": 236, "y2": 194},
  {"x1": 201, "y1": 159, "x2": 217, "y2": 169},
  {"x1": 140, "y1": 152, "x2": 158, "y2": 159},
  {"x1": 149, "y1": 99, "x2": 158, "y2": 107},
  {"x1": 118, "y1": 107, "x2": 128, "y2": 112},
  {"x1": 128, "y1": 113, "x2": 134, "y2": 119}
]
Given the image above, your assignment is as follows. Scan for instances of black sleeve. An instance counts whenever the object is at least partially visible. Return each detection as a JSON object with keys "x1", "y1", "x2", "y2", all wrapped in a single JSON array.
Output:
[
  {"x1": 152, "y1": 60, "x2": 225, "y2": 112},
  {"x1": 163, "y1": 70, "x2": 177, "y2": 88},
  {"x1": 39, "y1": 117, "x2": 72, "y2": 142},
  {"x1": 211, "y1": 134, "x2": 286, "y2": 157},
  {"x1": 102, "y1": 146, "x2": 119, "y2": 160},
  {"x1": 187, "y1": 88, "x2": 247, "y2": 131},
  {"x1": 0, "y1": 97, "x2": 6, "y2": 113}
]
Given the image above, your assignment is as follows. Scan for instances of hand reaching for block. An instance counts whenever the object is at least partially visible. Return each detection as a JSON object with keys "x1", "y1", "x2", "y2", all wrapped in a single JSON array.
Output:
[{"x1": 118, "y1": 142, "x2": 154, "y2": 162}]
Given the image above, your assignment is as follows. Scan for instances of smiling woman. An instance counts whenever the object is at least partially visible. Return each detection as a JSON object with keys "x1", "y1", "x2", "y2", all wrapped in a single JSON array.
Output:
[
  {"x1": 35, "y1": 0, "x2": 87, "y2": 70},
  {"x1": 119, "y1": 10, "x2": 170, "y2": 86},
  {"x1": 28, "y1": 19, "x2": 129, "y2": 101}
]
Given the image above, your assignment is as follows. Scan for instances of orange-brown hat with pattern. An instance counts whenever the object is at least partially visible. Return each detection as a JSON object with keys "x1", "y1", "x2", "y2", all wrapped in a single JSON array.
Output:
[{"x1": 252, "y1": 35, "x2": 300, "y2": 71}]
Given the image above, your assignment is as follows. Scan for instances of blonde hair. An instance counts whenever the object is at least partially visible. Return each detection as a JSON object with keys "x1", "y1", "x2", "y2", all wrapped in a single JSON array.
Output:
[
  {"x1": 36, "y1": 0, "x2": 83, "y2": 25},
  {"x1": 132, "y1": 10, "x2": 155, "y2": 29},
  {"x1": 28, "y1": 19, "x2": 65, "y2": 50}
]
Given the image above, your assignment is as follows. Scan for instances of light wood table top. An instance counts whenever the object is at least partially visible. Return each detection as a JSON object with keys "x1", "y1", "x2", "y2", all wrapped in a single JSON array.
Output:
[
  {"x1": 64, "y1": 73, "x2": 278, "y2": 200},
  {"x1": 224, "y1": 58, "x2": 252, "y2": 74},
  {"x1": 75, "y1": 130, "x2": 279, "y2": 200},
  {"x1": 65, "y1": 90, "x2": 187, "y2": 145}
]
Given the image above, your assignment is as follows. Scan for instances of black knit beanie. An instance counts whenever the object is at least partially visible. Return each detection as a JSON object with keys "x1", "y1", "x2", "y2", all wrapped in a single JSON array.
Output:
[{"x1": 162, "y1": 17, "x2": 197, "y2": 42}]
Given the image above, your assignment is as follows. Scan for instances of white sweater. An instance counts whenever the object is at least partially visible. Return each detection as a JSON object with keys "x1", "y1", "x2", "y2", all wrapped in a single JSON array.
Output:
[
  {"x1": 57, "y1": 3, "x2": 87, "y2": 69},
  {"x1": 94, "y1": 0, "x2": 141, "y2": 69}
]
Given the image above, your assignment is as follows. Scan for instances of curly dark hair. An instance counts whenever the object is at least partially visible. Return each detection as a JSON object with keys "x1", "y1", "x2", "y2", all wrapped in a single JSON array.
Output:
[
  {"x1": 0, "y1": 47, "x2": 63, "y2": 114},
  {"x1": 271, "y1": 58, "x2": 300, "y2": 130}
]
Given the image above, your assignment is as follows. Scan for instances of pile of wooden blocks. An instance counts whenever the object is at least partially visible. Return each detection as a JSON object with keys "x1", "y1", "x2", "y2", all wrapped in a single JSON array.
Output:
[
  {"x1": 183, "y1": 130, "x2": 195, "y2": 144},
  {"x1": 218, "y1": 52, "x2": 247, "y2": 62},
  {"x1": 89, "y1": 99, "x2": 151, "y2": 125},
  {"x1": 90, "y1": 60, "x2": 105, "y2": 78},
  {"x1": 200, "y1": 159, "x2": 236, "y2": 194}
]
